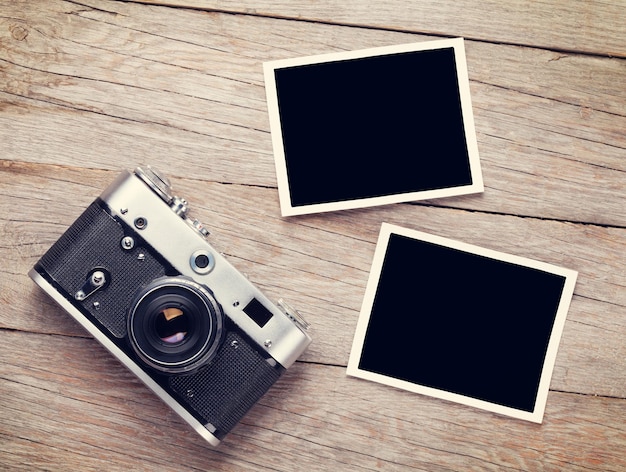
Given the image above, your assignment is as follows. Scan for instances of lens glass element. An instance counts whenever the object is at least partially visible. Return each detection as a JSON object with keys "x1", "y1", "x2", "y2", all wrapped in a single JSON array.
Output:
[
  {"x1": 128, "y1": 277, "x2": 224, "y2": 373},
  {"x1": 156, "y1": 307, "x2": 189, "y2": 344}
]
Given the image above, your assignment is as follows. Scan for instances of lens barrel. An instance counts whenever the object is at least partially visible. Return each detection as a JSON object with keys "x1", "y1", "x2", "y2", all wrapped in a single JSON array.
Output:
[{"x1": 128, "y1": 277, "x2": 224, "y2": 373}]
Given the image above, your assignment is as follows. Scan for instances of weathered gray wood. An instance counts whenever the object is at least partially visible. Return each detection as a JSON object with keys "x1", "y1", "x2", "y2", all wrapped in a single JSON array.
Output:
[
  {"x1": 1, "y1": 0, "x2": 624, "y2": 470},
  {"x1": 2, "y1": 330, "x2": 625, "y2": 472},
  {"x1": 127, "y1": 0, "x2": 626, "y2": 57},
  {"x1": 2, "y1": 164, "x2": 625, "y2": 396},
  {"x1": 1, "y1": 0, "x2": 624, "y2": 226}
]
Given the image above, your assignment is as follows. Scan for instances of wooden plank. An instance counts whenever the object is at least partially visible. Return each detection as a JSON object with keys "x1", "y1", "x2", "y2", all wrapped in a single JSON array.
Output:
[
  {"x1": 2, "y1": 163, "x2": 625, "y2": 398},
  {"x1": 1, "y1": 329, "x2": 624, "y2": 472},
  {"x1": 1, "y1": 1, "x2": 625, "y2": 470},
  {"x1": 1, "y1": 1, "x2": 624, "y2": 226},
  {"x1": 126, "y1": 0, "x2": 626, "y2": 57}
]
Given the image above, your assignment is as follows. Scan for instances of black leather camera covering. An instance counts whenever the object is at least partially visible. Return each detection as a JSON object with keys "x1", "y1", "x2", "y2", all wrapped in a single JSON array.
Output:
[
  {"x1": 35, "y1": 200, "x2": 283, "y2": 439},
  {"x1": 38, "y1": 201, "x2": 169, "y2": 338}
]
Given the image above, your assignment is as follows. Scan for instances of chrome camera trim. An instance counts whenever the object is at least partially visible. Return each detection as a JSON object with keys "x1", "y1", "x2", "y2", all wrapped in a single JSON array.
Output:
[
  {"x1": 100, "y1": 169, "x2": 311, "y2": 369},
  {"x1": 29, "y1": 166, "x2": 313, "y2": 445}
]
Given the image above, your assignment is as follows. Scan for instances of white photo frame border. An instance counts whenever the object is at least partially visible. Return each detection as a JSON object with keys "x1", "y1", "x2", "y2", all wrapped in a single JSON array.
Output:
[
  {"x1": 264, "y1": 38, "x2": 484, "y2": 217},
  {"x1": 347, "y1": 223, "x2": 578, "y2": 423}
]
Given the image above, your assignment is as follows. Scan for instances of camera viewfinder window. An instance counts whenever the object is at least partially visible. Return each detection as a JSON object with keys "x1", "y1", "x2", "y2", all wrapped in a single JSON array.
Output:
[
  {"x1": 264, "y1": 38, "x2": 483, "y2": 216},
  {"x1": 243, "y1": 298, "x2": 274, "y2": 328},
  {"x1": 347, "y1": 223, "x2": 578, "y2": 423}
]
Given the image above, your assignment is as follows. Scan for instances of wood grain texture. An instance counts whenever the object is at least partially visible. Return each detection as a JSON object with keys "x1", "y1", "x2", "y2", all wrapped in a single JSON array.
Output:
[
  {"x1": 2, "y1": 0, "x2": 624, "y2": 225},
  {"x1": 1, "y1": 0, "x2": 624, "y2": 470},
  {"x1": 129, "y1": 0, "x2": 626, "y2": 57},
  {"x1": 2, "y1": 163, "x2": 625, "y2": 395},
  {"x1": 2, "y1": 330, "x2": 625, "y2": 472}
]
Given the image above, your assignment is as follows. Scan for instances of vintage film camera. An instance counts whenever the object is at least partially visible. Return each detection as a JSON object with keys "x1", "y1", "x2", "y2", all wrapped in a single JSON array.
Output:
[{"x1": 29, "y1": 166, "x2": 312, "y2": 446}]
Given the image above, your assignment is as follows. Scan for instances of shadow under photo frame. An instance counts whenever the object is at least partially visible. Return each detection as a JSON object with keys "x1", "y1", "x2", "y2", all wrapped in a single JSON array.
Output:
[{"x1": 264, "y1": 38, "x2": 483, "y2": 217}]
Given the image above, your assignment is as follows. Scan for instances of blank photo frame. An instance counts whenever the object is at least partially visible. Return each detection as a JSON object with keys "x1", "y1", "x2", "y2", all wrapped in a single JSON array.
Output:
[
  {"x1": 264, "y1": 38, "x2": 483, "y2": 216},
  {"x1": 347, "y1": 223, "x2": 578, "y2": 423}
]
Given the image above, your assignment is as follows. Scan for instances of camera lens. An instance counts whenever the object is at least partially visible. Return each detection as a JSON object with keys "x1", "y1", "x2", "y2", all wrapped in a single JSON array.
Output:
[{"x1": 128, "y1": 277, "x2": 224, "y2": 373}]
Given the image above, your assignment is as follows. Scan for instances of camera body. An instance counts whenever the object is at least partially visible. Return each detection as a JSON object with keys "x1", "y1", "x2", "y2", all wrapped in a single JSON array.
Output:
[{"x1": 29, "y1": 166, "x2": 312, "y2": 446}]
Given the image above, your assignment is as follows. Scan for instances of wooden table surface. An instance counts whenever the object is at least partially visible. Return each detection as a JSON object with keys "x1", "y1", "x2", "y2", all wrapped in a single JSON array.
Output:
[{"x1": 1, "y1": 1, "x2": 625, "y2": 470}]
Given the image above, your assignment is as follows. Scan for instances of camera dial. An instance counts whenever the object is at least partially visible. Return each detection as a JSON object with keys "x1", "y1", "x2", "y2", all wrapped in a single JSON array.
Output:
[
  {"x1": 135, "y1": 165, "x2": 173, "y2": 203},
  {"x1": 128, "y1": 277, "x2": 224, "y2": 373},
  {"x1": 135, "y1": 166, "x2": 210, "y2": 239}
]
